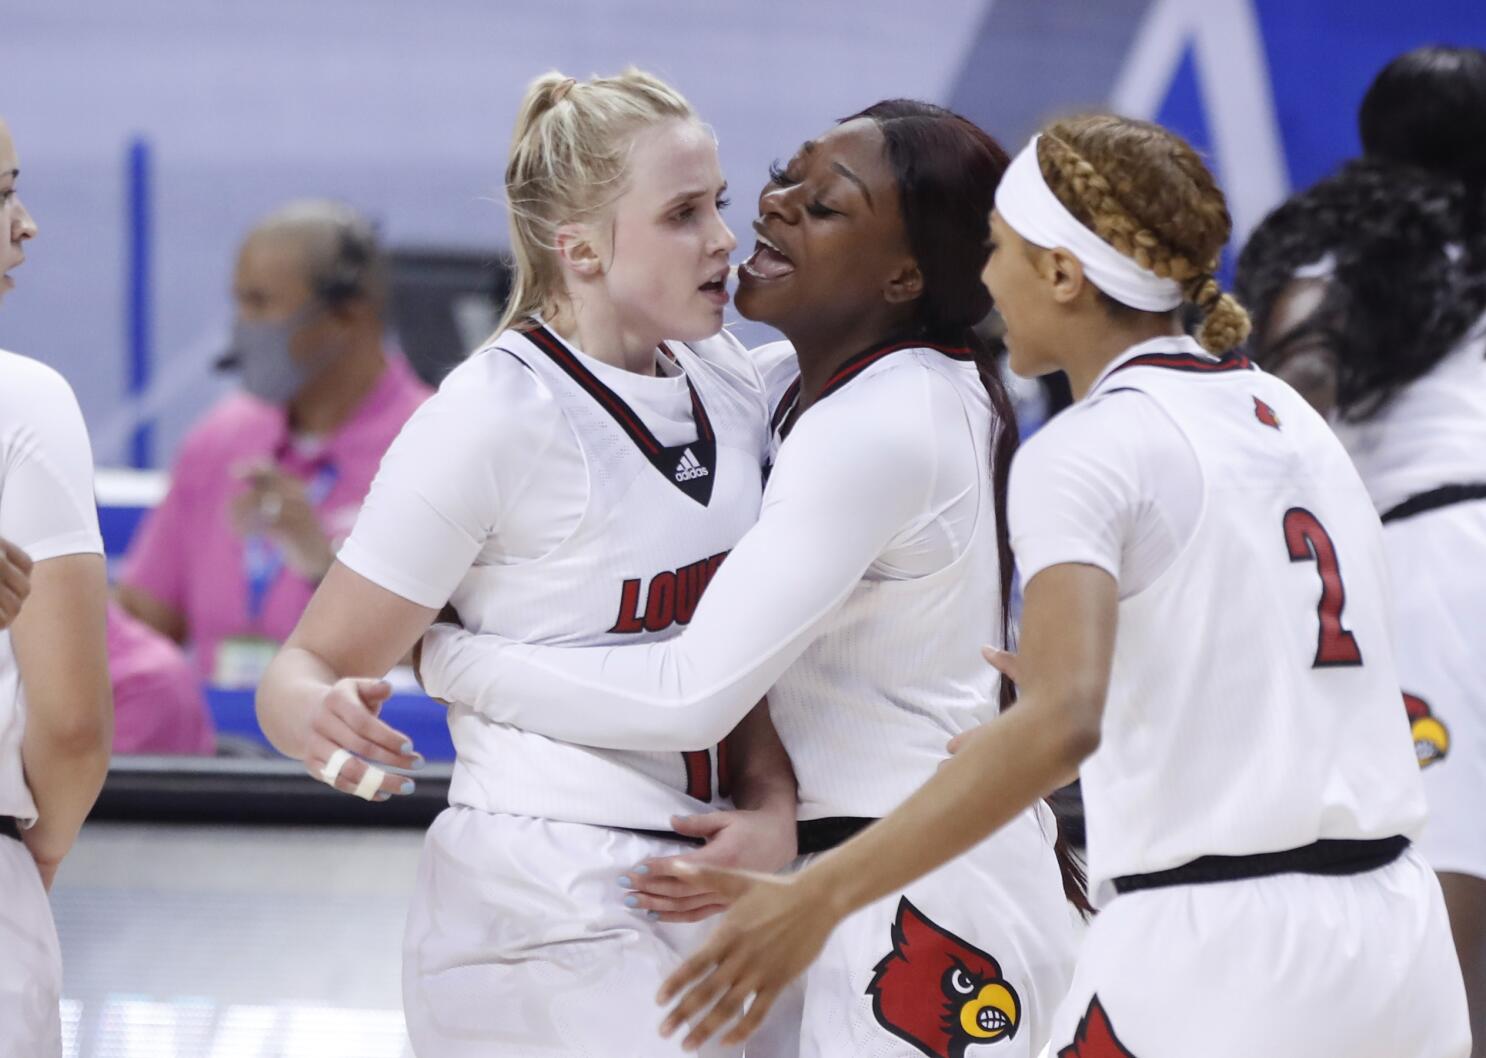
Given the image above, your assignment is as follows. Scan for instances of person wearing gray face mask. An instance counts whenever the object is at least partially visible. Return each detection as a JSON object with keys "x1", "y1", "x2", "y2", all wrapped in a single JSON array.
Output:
[
  {"x1": 229, "y1": 301, "x2": 350, "y2": 406},
  {"x1": 115, "y1": 200, "x2": 431, "y2": 689}
]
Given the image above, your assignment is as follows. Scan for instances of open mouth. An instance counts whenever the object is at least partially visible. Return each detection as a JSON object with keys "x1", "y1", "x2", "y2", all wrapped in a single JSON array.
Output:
[
  {"x1": 740, "y1": 228, "x2": 795, "y2": 281},
  {"x1": 977, "y1": 1007, "x2": 1009, "y2": 1033},
  {"x1": 698, "y1": 266, "x2": 729, "y2": 306}
]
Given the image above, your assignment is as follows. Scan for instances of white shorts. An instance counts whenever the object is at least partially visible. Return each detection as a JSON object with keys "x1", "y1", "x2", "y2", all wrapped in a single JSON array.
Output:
[
  {"x1": 796, "y1": 804, "x2": 1078, "y2": 1058},
  {"x1": 402, "y1": 807, "x2": 740, "y2": 1058},
  {"x1": 1385, "y1": 502, "x2": 1486, "y2": 880},
  {"x1": 1046, "y1": 847, "x2": 1469, "y2": 1058},
  {"x1": 0, "y1": 833, "x2": 61, "y2": 1058}
]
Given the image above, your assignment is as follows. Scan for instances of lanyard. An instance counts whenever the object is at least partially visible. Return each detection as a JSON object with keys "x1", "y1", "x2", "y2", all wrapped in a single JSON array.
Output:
[{"x1": 243, "y1": 459, "x2": 339, "y2": 626}]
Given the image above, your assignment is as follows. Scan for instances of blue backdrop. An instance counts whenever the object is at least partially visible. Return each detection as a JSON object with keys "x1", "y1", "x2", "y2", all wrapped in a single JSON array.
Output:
[{"x1": 3, "y1": 0, "x2": 1482, "y2": 468}]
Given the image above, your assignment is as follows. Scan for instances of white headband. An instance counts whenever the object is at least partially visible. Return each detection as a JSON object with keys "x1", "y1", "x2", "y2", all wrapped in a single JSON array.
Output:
[
  {"x1": 1291, "y1": 253, "x2": 1336, "y2": 280},
  {"x1": 995, "y1": 135, "x2": 1186, "y2": 312}
]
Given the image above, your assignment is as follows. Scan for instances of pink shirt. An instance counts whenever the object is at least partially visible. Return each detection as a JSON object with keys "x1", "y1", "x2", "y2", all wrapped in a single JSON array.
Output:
[
  {"x1": 121, "y1": 355, "x2": 432, "y2": 682},
  {"x1": 107, "y1": 600, "x2": 214, "y2": 755}
]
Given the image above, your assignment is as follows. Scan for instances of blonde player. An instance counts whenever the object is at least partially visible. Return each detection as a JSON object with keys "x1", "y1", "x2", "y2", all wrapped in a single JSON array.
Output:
[
  {"x1": 255, "y1": 72, "x2": 794, "y2": 1058},
  {"x1": 419, "y1": 100, "x2": 1080, "y2": 1058},
  {"x1": 640, "y1": 115, "x2": 1471, "y2": 1057},
  {"x1": 0, "y1": 116, "x2": 114, "y2": 1057}
]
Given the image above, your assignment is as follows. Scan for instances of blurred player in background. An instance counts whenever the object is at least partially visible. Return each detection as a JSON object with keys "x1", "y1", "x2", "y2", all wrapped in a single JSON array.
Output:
[
  {"x1": 0, "y1": 115, "x2": 114, "y2": 1058},
  {"x1": 1237, "y1": 43, "x2": 1486, "y2": 1056}
]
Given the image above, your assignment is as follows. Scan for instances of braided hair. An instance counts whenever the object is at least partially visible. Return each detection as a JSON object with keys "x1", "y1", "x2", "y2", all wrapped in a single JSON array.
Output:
[{"x1": 1034, "y1": 115, "x2": 1251, "y2": 354}]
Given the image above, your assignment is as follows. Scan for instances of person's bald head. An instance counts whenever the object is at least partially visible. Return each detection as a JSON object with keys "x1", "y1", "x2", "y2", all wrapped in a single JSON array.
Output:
[{"x1": 233, "y1": 200, "x2": 387, "y2": 326}]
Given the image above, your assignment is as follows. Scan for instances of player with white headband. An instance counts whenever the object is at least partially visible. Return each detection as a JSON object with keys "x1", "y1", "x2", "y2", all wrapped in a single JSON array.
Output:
[{"x1": 642, "y1": 114, "x2": 1471, "y2": 1057}]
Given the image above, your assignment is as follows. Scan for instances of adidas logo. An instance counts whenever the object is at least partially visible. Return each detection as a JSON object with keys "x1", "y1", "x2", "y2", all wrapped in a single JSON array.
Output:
[{"x1": 674, "y1": 448, "x2": 709, "y2": 482}]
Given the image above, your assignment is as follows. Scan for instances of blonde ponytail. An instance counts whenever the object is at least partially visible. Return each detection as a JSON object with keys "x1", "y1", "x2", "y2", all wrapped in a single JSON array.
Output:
[{"x1": 494, "y1": 68, "x2": 696, "y2": 337}]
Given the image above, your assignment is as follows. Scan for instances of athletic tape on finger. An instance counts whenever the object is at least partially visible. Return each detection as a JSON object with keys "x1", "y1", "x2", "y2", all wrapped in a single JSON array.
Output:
[
  {"x1": 320, "y1": 748, "x2": 352, "y2": 786},
  {"x1": 354, "y1": 765, "x2": 386, "y2": 801}
]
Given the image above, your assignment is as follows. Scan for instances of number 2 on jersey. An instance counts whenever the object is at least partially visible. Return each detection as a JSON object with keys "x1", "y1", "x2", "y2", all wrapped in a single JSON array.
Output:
[{"x1": 1282, "y1": 507, "x2": 1364, "y2": 668}]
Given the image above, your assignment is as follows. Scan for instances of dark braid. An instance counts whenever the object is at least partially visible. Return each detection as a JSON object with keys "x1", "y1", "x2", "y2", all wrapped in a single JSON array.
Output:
[{"x1": 1235, "y1": 158, "x2": 1486, "y2": 420}]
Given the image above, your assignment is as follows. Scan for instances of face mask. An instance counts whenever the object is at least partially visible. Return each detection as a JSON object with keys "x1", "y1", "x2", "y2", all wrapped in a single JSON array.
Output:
[{"x1": 227, "y1": 304, "x2": 340, "y2": 405}]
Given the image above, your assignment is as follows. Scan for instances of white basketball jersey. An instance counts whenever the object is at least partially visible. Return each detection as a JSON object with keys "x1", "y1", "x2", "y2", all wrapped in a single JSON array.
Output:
[
  {"x1": 446, "y1": 325, "x2": 768, "y2": 831},
  {"x1": 1081, "y1": 349, "x2": 1427, "y2": 900},
  {"x1": 1331, "y1": 311, "x2": 1486, "y2": 513},
  {"x1": 758, "y1": 342, "x2": 1008, "y2": 820}
]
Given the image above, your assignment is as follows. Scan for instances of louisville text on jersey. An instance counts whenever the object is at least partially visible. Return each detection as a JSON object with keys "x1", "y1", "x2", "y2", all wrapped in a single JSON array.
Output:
[{"x1": 609, "y1": 550, "x2": 730, "y2": 634}]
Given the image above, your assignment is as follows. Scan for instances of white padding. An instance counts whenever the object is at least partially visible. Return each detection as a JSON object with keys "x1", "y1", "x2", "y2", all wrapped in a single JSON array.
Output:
[
  {"x1": 319, "y1": 748, "x2": 352, "y2": 786},
  {"x1": 354, "y1": 765, "x2": 386, "y2": 801}
]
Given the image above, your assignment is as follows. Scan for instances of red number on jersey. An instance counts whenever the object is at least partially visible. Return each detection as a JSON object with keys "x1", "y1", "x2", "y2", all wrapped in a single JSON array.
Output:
[
  {"x1": 681, "y1": 741, "x2": 732, "y2": 802},
  {"x1": 1282, "y1": 507, "x2": 1364, "y2": 667}
]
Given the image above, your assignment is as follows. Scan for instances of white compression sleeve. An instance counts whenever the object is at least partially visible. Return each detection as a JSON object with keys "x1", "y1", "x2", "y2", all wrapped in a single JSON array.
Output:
[{"x1": 419, "y1": 366, "x2": 951, "y2": 751}]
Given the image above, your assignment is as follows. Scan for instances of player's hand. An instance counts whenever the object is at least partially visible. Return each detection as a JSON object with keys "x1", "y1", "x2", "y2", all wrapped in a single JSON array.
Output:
[
  {"x1": 947, "y1": 646, "x2": 1023, "y2": 757},
  {"x1": 0, "y1": 537, "x2": 33, "y2": 630},
  {"x1": 302, "y1": 677, "x2": 423, "y2": 800},
  {"x1": 657, "y1": 864, "x2": 838, "y2": 1050},
  {"x1": 229, "y1": 461, "x2": 336, "y2": 580},
  {"x1": 622, "y1": 808, "x2": 798, "y2": 923},
  {"x1": 981, "y1": 644, "x2": 1022, "y2": 686}
]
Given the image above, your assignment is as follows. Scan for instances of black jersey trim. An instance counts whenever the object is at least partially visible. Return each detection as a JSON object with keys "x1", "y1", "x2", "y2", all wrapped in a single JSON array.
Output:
[
  {"x1": 1380, "y1": 483, "x2": 1486, "y2": 525},
  {"x1": 774, "y1": 340, "x2": 973, "y2": 442},
  {"x1": 521, "y1": 323, "x2": 718, "y2": 505},
  {"x1": 1107, "y1": 351, "x2": 1253, "y2": 377},
  {"x1": 1111, "y1": 835, "x2": 1408, "y2": 894},
  {"x1": 820, "y1": 340, "x2": 973, "y2": 399},
  {"x1": 524, "y1": 324, "x2": 664, "y2": 455},
  {"x1": 796, "y1": 816, "x2": 875, "y2": 854}
]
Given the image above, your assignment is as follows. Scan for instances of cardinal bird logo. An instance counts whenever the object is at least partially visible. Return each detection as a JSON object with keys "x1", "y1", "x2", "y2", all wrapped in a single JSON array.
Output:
[
  {"x1": 1253, "y1": 396, "x2": 1282, "y2": 429},
  {"x1": 1404, "y1": 692, "x2": 1450, "y2": 768},
  {"x1": 1057, "y1": 996, "x2": 1138, "y2": 1057},
  {"x1": 867, "y1": 898, "x2": 1020, "y2": 1057}
]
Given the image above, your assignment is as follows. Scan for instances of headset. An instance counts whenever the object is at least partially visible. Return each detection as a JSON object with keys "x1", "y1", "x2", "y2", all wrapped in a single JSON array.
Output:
[{"x1": 314, "y1": 213, "x2": 380, "y2": 307}]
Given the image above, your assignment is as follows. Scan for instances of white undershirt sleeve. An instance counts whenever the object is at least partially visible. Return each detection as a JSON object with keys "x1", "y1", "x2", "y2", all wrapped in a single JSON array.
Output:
[
  {"x1": 1008, "y1": 388, "x2": 1201, "y2": 597},
  {"x1": 419, "y1": 372, "x2": 939, "y2": 751},
  {"x1": 337, "y1": 353, "x2": 566, "y2": 608},
  {"x1": 0, "y1": 355, "x2": 102, "y2": 562}
]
